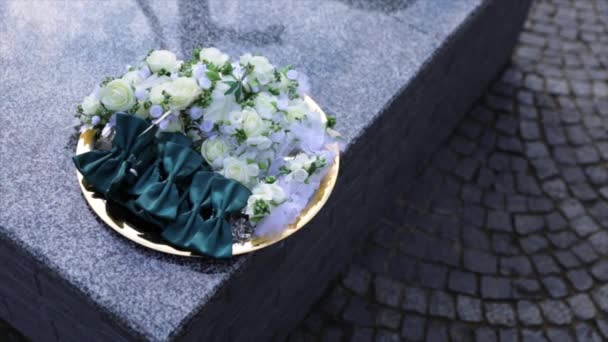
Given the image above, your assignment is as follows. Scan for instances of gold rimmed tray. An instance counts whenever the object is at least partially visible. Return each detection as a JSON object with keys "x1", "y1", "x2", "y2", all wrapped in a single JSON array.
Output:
[{"x1": 75, "y1": 96, "x2": 340, "y2": 256}]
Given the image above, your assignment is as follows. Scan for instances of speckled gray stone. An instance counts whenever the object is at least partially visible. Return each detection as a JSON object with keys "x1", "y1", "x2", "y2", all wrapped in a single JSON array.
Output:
[{"x1": 0, "y1": 0, "x2": 529, "y2": 340}]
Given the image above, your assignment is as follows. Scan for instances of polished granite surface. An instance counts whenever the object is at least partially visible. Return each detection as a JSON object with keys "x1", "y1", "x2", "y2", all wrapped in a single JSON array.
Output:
[{"x1": 0, "y1": 0, "x2": 481, "y2": 339}]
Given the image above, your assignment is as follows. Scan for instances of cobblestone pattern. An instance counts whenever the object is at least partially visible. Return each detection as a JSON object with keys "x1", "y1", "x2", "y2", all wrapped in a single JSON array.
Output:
[{"x1": 291, "y1": 0, "x2": 608, "y2": 341}]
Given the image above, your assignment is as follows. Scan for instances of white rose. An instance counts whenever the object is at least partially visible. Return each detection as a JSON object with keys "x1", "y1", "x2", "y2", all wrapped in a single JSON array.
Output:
[
  {"x1": 149, "y1": 83, "x2": 172, "y2": 105},
  {"x1": 222, "y1": 157, "x2": 259, "y2": 187},
  {"x1": 241, "y1": 108, "x2": 266, "y2": 137},
  {"x1": 99, "y1": 79, "x2": 136, "y2": 111},
  {"x1": 246, "y1": 136, "x2": 272, "y2": 150},
  {"x1": 81, "y1": 95, "x2": 101, "y2": 115},
  {"x1": 201, "y1": 137, "x2": 231, "y2": 169},
  {"x1": 122, "y1": 71, "x2": 143, "y2": 86},
  {"x1": 255, "y1": 92, "x2": 277, "y2": 119},
  {"x1": 167, "y1": 77, "x2": 201, "y2": 110},
  {"x1": 146, "y1": 50, "x2": 179, "y2": 73},
  {"x1": 203, "y1": 82, "x2": 239, "y2": 124},
  {"x1": 199, "y1": 47, "x2": 229, "y2": 67}
]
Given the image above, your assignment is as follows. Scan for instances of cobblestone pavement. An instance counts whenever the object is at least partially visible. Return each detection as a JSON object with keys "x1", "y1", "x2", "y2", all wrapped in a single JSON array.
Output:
[{"x1": 291, "y1": 0, "x2": 608, "y2": 341}]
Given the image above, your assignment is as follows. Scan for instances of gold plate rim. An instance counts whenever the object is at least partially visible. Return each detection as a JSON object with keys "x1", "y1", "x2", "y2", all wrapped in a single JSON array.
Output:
[{"x1": 75, "y1": 96, "x2": 340, "y2": 257}]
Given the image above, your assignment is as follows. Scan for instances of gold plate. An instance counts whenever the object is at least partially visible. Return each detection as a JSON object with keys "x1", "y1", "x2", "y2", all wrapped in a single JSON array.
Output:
[{"x1": 75, "y1": 96, "x2": 340, "y2": 256}]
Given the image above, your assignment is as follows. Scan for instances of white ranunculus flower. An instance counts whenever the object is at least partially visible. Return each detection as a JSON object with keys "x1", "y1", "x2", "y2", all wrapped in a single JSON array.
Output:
[
  {"x1": 255, "y1": 92, "x2": 277, "y2": 119},
  {"x1": 199, "y1": 47, "x2": 229, "y2": 67},
  {"x1": 99, "y1": 79, "x2": 136, "y2": 111},
  {"x1": 246, "y1": 136, "x2": 272, "y2": 150},
  {"x1": 253, "y1": 183, "x2": 286, "y2": 203},
  {"x1": 228, "y1": 110, "x2": 244, "y2": 126},
  {"x1": 81, "y1": 95, "x2": 101, "y2": 115},
  {"x1": 249, "y1": 55, "x2": 275, "y2": 85},
  {"x1": 203, "y1": 82, "x2": 239, "y2": 124},
  {"x1": 122, "y1": 71, "x2": 143, "y2": 86},
  {"x1": 222, "y1": 157, "x2": 259, "y2": 187},
  {"x1": 146, "y1": 50, "x2": 179, "y2": 73},
  {"x1": 167, "y1": 77, "x2": 201, "y2": 110},
  {"x1": 239, "y1": 53, "x2": 253, "y2": 66},
  {"x1": 285, "y1": 99, "x2": 309, "y2": 122},
  {"x1": 149, "y1": 83, "x2": 172, "y2": 105},
  {"x1": 201, "y1": 137, "x2": 231, "y2": 169},
  {"x1": 241, "y1": 108, "x2": 266, "y2": 137},
  {"x1": 241, "y1": 53, "x2": 274, "y2": 85},
  {"x1": 272, "y1": 74, "x2": 292, "y2": 93}
]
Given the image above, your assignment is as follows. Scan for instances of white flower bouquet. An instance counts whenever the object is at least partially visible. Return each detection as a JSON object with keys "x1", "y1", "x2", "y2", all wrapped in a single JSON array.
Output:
[{"x1": 75, "y1": 47, "x2": 341, "y2": 238}]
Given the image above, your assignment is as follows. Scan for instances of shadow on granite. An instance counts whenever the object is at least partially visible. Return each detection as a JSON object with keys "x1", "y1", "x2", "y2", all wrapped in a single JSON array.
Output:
[
  {"x1": 135, "y1": 0, "x2": 167, "y2": 49},
  {"x1": 177, "y1": 0, "x2": 284, "y2": 55},
  {"x1": 339, "y1": 0, "x2": 418, "y2": 13}
]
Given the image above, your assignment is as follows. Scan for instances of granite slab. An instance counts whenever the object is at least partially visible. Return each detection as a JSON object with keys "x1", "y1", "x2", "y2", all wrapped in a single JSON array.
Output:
[{"x1": 0, "y1": 0, "x2": 529, "y2": 340}]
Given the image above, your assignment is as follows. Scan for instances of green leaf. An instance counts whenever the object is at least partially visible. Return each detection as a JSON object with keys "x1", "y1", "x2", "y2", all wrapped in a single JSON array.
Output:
[
  {"x1": 326, "y1": 115, "x2": 337, "y2": 129},
  {"x1": 264, "y1": 176, "x2": 277, "y2": 184},
  {"x1": 233, "y1": 128, "x2": 247, "y2": 144},
  {"x1": 235, "y1": 86, "x2": 242, "y2": 102},
  {"x1": 206, "y1": 70, "x2": 221, "y2": 82},
  {"x1": 221, "y1": 63, "x2": 233, "y2": 75},
  {"x1": 224, "y1": 81, "x2": 239, "y2": 95}
]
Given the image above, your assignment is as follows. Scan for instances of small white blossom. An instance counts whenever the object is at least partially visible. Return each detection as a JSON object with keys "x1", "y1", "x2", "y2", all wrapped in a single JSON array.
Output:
[
  {"x1": 188, "y1": 106, "x2": 203, "y2": 120},
  {"x1": 286, "y1": 69, "x2": 298, "y2": 80},
  {"x1": 192, "y1": 63, "x2": 207, "y2": 79},
  {"x1": 198, "y1": 76, "x2": 212, "y2": 89},
  {"x1": 149, "y1": 104, "x2": 164, "y2": 118}
]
